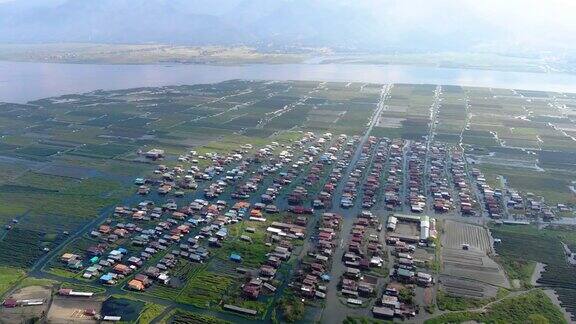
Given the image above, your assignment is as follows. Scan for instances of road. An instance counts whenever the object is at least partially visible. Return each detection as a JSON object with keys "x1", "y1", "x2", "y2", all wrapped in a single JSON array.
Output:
[
  {"x1": 19, "y1": 83, "x2": 395, "y2": 324},
  {"x1": 320, "y1": 84, "x2": 391, "y2": 323}
]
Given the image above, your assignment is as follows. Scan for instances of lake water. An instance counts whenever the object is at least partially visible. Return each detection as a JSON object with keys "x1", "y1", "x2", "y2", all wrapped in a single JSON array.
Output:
[{"x1": 2, "y1": 60, "x2": 576, "y2": 103}]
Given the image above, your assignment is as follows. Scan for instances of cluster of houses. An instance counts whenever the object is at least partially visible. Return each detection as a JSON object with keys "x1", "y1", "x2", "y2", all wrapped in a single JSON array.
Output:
[
  {"x1": 389, "y1": 243, "x2": 432, "y2": 288},
  {"x1": 341, "y1": 136, "x2": 377, "y2": 208},
  {"x1": 507, "y1": 189, "x2": 557, "y2": 221},
  {"x1": 371, "y1": 226, "x2": 435, "y2": 320},
  {"x1": 471, "y1": 168, "x2": 504, "y2": 218},
  {"x1": 338, "y1": 211, "x2": 384, "y2": 305},
  {"x1": 59, "y1": 194, "x2": 227, "y2": 288},
  {"x1": 292, "y1": 213, "x2": 342, "y2": 300},
  {"x1": 450, "y1": 150, "x2": 477, "y2": 216},
  {"x1": 142, "y1": 146, "x2": 268, "y2": 198},
  {"x1": 428, "y1": 144, "x2": 455, "y2": 213},
  {"x1": 60, "y1": 245, "x2": 141, "y2": 285},
  {"x1": 229, "y1": 165, "x2": 258, "y2": 200},
  {"x1": 60, "y1": 253, "x2": 84, "y2": 270},
  {"x1": 372, "y1": 284, "x2": 417, "y2": 320},
  {"x1": 318, "y1": 136, "x2": 360, "y2": 210},
  {"x1": 361, "y1": 139, "x2": 387, "y2": 209},
  {"x1": 506, "y1": 189, "x2": 525, "y2": 213},
  {"x1": 406, "y1": 142, "x2": 427, "y2": 213},
  {"x1": 240, "y1": 222, "x2": 301, "y2": 300},
  {"x1": 287, "y1": 135, "x2": 351, "y2": 209},
  {"x1": 384, "y1": 139, "x2": 405, "y2": 210}
]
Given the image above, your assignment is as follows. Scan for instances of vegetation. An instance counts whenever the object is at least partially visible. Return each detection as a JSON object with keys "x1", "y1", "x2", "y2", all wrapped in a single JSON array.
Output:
[
  {"x1": 492, "y1": 225, "x2": 576, "y2": 316},
  {"x1": 0, "y1": 266, "x2": 25, "y2": 297},
  {"x1": 17, "y1": 276, "x2": 56, "y2": 288},
  {"x1": 0, "y1": 228, "x2": 47, "y2": 267},
  {"x1": 426, "y1": 290, "x2": 566, "y2": 324},
  {"x1": 168, "y1": 309, "x2": 231, "y2": 324},
  {"x1": 176, "y1": 268, "x2": 233, "y2": 308},
  {"x1": 279, "y1": 294, "x2": 305, "y2": 322},
  {"x1": 398, "y1": 287, "x2": 415, "y2": 304},
  {"x1": 436, "y1": 289, "x2": 509, "y2": 311},
  {"x1": 343, "y1": 316, "x2": 391, "y2": 324},
  {"x1": 0, "y1": 80, "x2": 574, "y2": 324},
  {"x1": 494, "y1": 255, "x2": 536, "y2": 288},
  {"x1": 137, "y1": 303, "x2": 166, "y2": 324}
]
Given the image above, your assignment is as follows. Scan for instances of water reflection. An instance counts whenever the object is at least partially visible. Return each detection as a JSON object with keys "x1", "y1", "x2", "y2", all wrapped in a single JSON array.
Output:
[{"x1": 2, "y1": 61, "x2": 576, "y2": 103}]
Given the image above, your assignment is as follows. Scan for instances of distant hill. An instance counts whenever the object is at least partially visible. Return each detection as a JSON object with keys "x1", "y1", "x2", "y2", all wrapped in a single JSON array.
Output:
[{"x1": 0, "y1": 0, "x2": 570, "y2": 54}]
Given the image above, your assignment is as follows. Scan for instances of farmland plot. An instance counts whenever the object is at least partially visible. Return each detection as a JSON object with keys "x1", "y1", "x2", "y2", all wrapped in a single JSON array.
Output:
[{"x1": 440, "y1": 220, "x2": 509, "y2": 298}]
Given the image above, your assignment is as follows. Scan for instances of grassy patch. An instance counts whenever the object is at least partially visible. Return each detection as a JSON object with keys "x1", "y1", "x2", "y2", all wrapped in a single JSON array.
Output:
[
  {"x1": 17, "y1": 276, "x2": 56, "y2": 288},
  {"x1": 426, "y1": 289, "x2": 566, "y2": 324},
  {"x1": 279, "y1": 294, "x2": 305, "y2": 322},
  {"x1": 176, "y1": 268, "x2": 233, "y2": 308},
  {"x1": 494, "y1": 255, "x2": 536, "y2": 289},
  {"x1": 137, "y1": 302, "x2": 166, "y2": 324},
  {"x1": 491, "y1": 225, "x2": 576, "y2": 318},
  {"x1": 436, "y1": 289, "x2": 508, "y2": 311},
  {"x1": 0, "y1": 266, "x2": 25, "y2": 297},
  {"x1": 168, "y1": 309, "x2": 231, "y2": 324}
]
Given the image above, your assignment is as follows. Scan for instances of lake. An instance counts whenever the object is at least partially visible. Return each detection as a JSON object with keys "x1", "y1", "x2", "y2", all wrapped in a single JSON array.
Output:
[{"x1": 2, "y1": 60, "x2": 576, "y2": 103}]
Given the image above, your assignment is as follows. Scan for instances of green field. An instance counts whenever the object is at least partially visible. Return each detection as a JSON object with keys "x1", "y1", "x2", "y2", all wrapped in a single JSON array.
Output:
[
  {"x1": 0, "y1": 80, "x2": 574, "y2": 324},
  {"x1": 491, "y1": 225, "x2": 576, "y2": 318},
  {"x1": 0, "y1": 266, "x2": 25, "y2": 297},
  {"x1": 165, "y1": 309, "x2": 231, "y2": 324},
  {"x1": 426, "y1": 289, "x2": 566, "y2": 324}
]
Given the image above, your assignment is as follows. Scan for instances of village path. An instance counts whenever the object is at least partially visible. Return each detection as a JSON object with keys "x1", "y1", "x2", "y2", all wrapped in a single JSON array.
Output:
[{"x1": 320, "y1": 84, "x2": 391, "y2": 324}]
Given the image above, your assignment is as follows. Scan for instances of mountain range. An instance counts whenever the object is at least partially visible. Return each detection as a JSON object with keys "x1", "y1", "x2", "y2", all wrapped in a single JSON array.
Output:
[{"x1": 0, "y1": 0, "x2": 568, "y2": 54}]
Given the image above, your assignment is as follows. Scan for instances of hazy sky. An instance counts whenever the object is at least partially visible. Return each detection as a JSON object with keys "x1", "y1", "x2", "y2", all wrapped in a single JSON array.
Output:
[
  {"x1": 0, "y1": 0, "x2": 575, "y2": 53},
  {"x1": 367, "y1": 0, "x2": 576, "y2": 50}
]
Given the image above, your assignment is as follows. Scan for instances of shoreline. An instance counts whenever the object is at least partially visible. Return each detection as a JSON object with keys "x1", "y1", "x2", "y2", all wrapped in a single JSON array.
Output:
[
  {"x1": 543, "y1": 289, "x2": 574, "y2": 323},
  {"x1": 530, "y1": 262, "x2": 546, "y2": 286}
]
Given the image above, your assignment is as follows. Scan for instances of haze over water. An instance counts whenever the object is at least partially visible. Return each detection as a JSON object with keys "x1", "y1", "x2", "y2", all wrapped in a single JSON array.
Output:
[{"x1": 3, "y1": 61, "x2": 576, "y2": 103}]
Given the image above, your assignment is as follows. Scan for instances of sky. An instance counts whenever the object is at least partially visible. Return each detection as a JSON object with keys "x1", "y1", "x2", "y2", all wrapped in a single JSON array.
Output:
[
  {"x1": 365, "y1": 0, "x2": 576, "y2": 51},
  {"x1": 0, "y1": 0, "x2": 575, "y2": 54}
]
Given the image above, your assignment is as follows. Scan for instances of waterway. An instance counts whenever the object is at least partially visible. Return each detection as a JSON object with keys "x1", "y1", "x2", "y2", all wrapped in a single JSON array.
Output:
[{"x1": 3, "y1": 61, "x2": 576, "y2": 103}]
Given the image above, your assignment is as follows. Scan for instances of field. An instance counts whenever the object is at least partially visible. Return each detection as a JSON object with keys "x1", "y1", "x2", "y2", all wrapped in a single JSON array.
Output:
[
  {"x1": 176, "y1": 268, "x2": 234, "y2": 308},
  {"x1": 166, "y1": 309, "x2": 231, "y2": 324},
  {"x1": 440, "y1": 221, "x2": 509, "y2": 299},
  {"x1": 375, "y1": 84, "x2": 434, "y2": 140},
  {"x1": 0, "y1": 266, "x2": 25, "y2": 297},
  {"x1": 442, "y1": 220, "x2": 493, "y2": 253},
  {"x1": 0, "y1": 80, "x2": 574, "y2": 323},
  {"x1": 478, "y1": 164, "x2": 576, "y2": 205},
  {"x1": 436, "y1": 288, "x2": 508, "y2": 311},
  {"x1": 426, "y1": 289, "x2": 567, "y2": 324},
  {"x1": 0, "y1": 80, "x2": 383, "y2": 271},
  {"x1": 491, "y1": 225, "x2": 576, "y2": 319}
]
